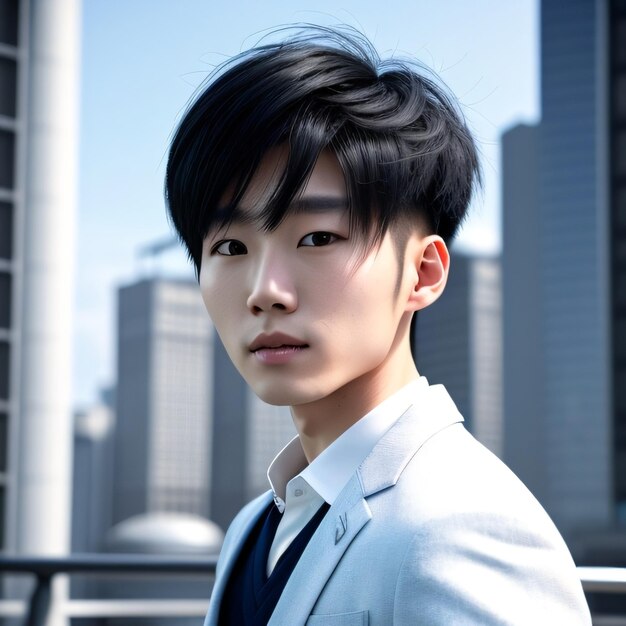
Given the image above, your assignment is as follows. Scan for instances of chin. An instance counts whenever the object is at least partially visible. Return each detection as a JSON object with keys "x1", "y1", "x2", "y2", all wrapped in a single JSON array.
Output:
[{"x1": 251, "y1": 382, "x2": 326, "y2": 407}]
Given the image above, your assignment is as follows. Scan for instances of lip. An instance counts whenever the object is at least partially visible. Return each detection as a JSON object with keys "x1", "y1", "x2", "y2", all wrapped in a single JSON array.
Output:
[
  {"x1": 249, "y1": 332, "x2": 308, "y2": 352},
  {"x1": 253, "y1": 344, "x2": 308, "y2": 365}
]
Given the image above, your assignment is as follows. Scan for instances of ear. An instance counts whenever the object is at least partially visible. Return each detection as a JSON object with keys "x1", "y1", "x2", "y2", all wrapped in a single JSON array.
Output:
[{"x1": 406, "y1": 235, "x2": 450, "y2": 312}]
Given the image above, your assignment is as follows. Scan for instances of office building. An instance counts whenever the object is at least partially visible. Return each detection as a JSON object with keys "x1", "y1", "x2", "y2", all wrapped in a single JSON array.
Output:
[
  {"x1": 0, "y1": 0, "x2": 80, "y2": 571},
  {"x1": 416, "y1": 252, "x2": 503, "y2": 457},
  {"x1": 71, "y1": 396, "x2": 115, "y2": 601},
  {"x1": 72, "y1": 398, "x2": 115, "y2": 554},
  {"x1": 245, "y1": 390, "x2": 294, "y2": 500},
  {"x1": 609, "y1": 0, "x2": 626, "y2": 530},
  {"x1": 538, "y1": 0, "x2": 613, "y2": 541},
  {"x1": 113, "y1": 278, "x2": 215, "y2": 524},
  {"x1": 502, "y1": 0, "x2": 626, "y2": 557},
  {"x1": 501, "y1": 123, "x2": 546, "y2": 502}
]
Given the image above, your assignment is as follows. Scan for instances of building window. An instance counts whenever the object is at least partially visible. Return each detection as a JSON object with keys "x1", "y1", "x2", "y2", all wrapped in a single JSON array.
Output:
[
  {"x1": 617, "y1": 454, "x2": 626, "y2": 526},
  {"x1": 618, "y1": 187, "x2": 626, "y2": 231},
  {"x1": 0, "y1": 485, "x2": 4, "y2": 548},
  {"x1": 616, "y1": 1, "x2": 626, "y2": 528},
  {"x1": 0, "y1": 272, "x2": 10, "y2": 329},
  {"x1": 0, "y1": 57, "x2": 17, "y2": 118},
  {"x1": 0, "y1": 129, "x2": 15, "y2": 190},
  {"x1": 0, "y1": 411, "x2": 6, "y2": 473},
  {"x1": 617, "y1": 19, "x2": 626, "y2": 66},
  {"x1": 0, "y1": 341, "x2": 9, "y2": 401},
  {"x1": 618, "y1": 131, "x2": 626, "y2": 178},
  {"x1": 0, "y1": 202, "x2": 10, "y2": 260},
  {"x1": 0, "y1": 0, "x2": 18, "y2": 47},
  {"x1": 616, "y1": 74, "x2": 626, "y2": 123}
]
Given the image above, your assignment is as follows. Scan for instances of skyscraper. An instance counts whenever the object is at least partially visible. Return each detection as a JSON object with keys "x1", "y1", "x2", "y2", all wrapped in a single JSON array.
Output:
[
  {"x1": 113, "y1": 278, "x2": 214, "y2": 524},
  {"x1": 501, "y1": 123, "x2": 545, "y2": 502},
  {"x1": 608, "y1": 0, "x2": 626, "y2": 529},
  {"x1": 0, "y1": 0, "x2": 17, "y2": 546},
  {"x1": 502, "y1": 0, "x2": 625, "y2": 557},
  {"x1": 245, "y1": 390, "x2": 294, "y2": 501},
  {"x1": 0, "y1": 0, "x2": 80, "y2": 569},
  {"x1": 538, "y1": 0, "x2": 612, "y2": 541},
  {"x1": 416, "y1": 251, "x2": 503, "y2": 458}
]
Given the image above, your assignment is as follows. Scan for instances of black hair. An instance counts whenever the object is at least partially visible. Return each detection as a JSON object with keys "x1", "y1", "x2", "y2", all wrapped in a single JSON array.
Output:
[{"x1": 165, "y1": 26, "x2": 481, "y2": 279}]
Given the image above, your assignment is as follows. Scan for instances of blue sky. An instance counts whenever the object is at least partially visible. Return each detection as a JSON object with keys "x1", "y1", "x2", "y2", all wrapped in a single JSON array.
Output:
[{"x1": 74, "y1": 0, "x2": 539, "y2": 406}]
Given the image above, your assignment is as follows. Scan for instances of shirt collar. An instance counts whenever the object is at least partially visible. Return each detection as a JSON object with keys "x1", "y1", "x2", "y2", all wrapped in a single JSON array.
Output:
[{"x1": 267, "y1": 377, "x2": 428, "y2": 507}]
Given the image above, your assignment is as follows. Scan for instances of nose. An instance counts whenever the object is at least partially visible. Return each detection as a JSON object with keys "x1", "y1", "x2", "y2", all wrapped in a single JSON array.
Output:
[{"x1": 246, "y1": 249, "x2": 297, "y2": 315}]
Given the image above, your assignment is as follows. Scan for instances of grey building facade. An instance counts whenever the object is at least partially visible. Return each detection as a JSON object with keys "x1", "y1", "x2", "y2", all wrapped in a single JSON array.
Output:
[
  {"x1": 72, "y1": 397, "x2": 116, "y2": 554},
  {"x1": 609, "y1": 0, "x2": 626, "y2": 528},
  {"x1": 502, "y1": 0, "x2": 626, "y2": 556},
  {"x1": 0, "y1": 0, "x2": 79, "y2": 577},
  {"x1": 538, "y1": 0, "x2": 612, "y2": 541},
  {"x1": 113, "y1": 278, "x2": 215, "y2": 524},
  {"x1": 0, "y1": 0, "x2": 21, "y2": 554},
  {"x1": 416, "y1": 252, "x2": 503, "y2": 458},
  {"x1": 501, "y1": 124, "x2": 546, "y2": 503},
  {"x1": 245, "y1": 390, "x2": 294, "y2": 501}
]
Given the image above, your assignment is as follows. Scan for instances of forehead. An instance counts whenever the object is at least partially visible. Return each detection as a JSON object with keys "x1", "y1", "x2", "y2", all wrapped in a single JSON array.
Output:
[{"x1": 216, "y1": 146, "x2": 347, "y2": 226}]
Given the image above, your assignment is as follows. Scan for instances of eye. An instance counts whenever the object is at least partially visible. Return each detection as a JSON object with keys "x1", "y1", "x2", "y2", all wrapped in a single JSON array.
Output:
[
  {"x1": 298, "y1": 232, "x2": 339, "y2": 247},
  {"x1": 211, "y1": 240, "x2": 247, "y2": 256}
]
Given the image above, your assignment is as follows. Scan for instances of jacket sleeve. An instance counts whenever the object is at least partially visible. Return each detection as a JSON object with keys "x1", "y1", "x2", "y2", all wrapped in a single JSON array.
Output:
[{"x1": 392, "y1": 511, "x2": 591, "y2": 625}]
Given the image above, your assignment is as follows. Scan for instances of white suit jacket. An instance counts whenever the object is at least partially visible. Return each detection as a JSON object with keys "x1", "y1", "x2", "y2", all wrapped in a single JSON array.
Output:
[{"x1": 205, "y1": 384, "x2": 591, "y2": 625}]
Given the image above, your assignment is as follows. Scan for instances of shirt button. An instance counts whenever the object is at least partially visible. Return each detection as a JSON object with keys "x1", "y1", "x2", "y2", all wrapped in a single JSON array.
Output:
[{"x1": 294, "y1": 488, "x2": 303, "y2": 497}]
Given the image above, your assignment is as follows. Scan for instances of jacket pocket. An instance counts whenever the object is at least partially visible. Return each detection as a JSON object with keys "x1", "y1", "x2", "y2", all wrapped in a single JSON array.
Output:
[{"x1": 305, "y1": 610, "x2": 368, "y2": 626}]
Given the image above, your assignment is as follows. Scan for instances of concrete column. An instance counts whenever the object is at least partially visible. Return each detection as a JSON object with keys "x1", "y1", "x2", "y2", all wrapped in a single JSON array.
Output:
[{"x1": 17, "y1": 0, "x2": 80, "y2": 560}]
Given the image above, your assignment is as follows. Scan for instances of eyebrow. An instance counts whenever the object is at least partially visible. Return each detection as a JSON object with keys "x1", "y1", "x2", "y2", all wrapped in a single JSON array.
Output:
[
  {"x1": 289, "y1": 197, "x2": 348, "y2": 214},
  {"x1": 215, "y1": 196, "x2": 348, "y2": 225}
]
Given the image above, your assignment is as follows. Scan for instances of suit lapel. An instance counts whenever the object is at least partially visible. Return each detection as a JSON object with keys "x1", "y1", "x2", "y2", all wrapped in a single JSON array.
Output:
[
  {"x1": 269, "y1": 475, "x2": 371, "y2": 625},
  {"x1": 269, "y1": 383, "x2": 464, "y2": 624},
  {"x1": 205, "y1": 492, "x2": 273, "y2": 626}
]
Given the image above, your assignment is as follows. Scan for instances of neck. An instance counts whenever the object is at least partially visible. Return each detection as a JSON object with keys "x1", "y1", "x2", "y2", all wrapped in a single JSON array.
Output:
[{"x1": 290, "y1": 339, "x2": 419, "y2": 463}]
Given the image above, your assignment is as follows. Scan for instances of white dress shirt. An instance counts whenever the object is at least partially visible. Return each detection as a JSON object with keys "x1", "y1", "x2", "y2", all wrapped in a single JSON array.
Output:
[{"x1": 265, "y1": 377, "x2": 428, "y2": 576}]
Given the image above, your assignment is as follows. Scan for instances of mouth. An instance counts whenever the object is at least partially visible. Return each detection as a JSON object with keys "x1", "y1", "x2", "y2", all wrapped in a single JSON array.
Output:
[
  {"x1": 249, "y1": 332, "x2": 309, "y2": 353},
  {"x1": 249, "y1": 332, "x2": 309, "y2": 364}
]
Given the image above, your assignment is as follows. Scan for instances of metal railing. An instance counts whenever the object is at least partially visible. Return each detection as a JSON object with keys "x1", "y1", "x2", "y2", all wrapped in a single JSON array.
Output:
[
  {"x1": 0, "y1": 557, "x2": 624, "y2": 625},
  {"x1": 0, "y1": 554, "x2": 218, "y2": 625},
  {"x1": 579, "y1": 567, "x2": 626, "y2": 593}
]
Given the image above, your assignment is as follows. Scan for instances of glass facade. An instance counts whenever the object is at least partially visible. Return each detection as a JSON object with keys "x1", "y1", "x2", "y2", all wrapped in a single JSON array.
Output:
[
  {"x1": 0, "y1": 0, "x2": 19, "y2": 552},
  {"x1": 539, "y1": 0, "x2": 612, "y2": 536},
  {"x1": 0, "y1": 202, "x2": 11, "y2": 259},
  {"x1": 0, "y1": 341, "x2": 8, "y2": 401},
  {"x1": 0, "y1": 57, "x2": 17, "y2": 118},
  {"x1": 611, "y1": 0, "x2": 626, "y2": 524},
  {"x1": 0, "y1": 272, "x2": 10, "y2": 328},
  {"x1": 0, "y1": 0, "x2": 18, "y2": 47},
  {"x1": 0, "y1": 130, "x2": 15, "y2": 189}
]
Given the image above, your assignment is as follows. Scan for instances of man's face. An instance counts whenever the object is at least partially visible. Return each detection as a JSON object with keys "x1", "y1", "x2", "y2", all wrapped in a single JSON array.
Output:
[{"x1": 199, "y1": 148, "x2": 415, "y2": 407}]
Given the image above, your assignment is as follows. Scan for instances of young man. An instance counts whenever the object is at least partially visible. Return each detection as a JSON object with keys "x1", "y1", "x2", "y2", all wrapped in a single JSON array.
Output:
[{"x1": 166, "y1": 29, "x2": 591, "y2": 625}]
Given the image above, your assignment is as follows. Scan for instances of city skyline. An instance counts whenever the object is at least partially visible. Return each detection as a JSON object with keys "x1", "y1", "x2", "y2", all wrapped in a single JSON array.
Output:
[{"x1": 2, "y1": 1, "x2": 623, "y2": 621}]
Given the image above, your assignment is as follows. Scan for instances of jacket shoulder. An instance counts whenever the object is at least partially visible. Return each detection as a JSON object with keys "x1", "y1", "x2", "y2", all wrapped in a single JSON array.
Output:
[{"x1": 390, "y1": 424, "x2": 591, "y2": 624}]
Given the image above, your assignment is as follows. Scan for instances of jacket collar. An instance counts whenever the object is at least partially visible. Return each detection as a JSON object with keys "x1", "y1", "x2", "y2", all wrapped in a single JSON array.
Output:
[
  {"x1": 358, "y1": 383, "x2": 464, "y2": 497},
  {"x1": 269, "y1": 383, "x2": 464, "y2": 625}
]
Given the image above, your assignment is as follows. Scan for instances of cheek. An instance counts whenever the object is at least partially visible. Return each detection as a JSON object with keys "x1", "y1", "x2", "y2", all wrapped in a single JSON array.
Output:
[
  {"x1": 317, "y1": 273, "x2": 398, "y2": 355},
  {"x1": 199, "y1": 269, "x2": 237, "y2": 328}
]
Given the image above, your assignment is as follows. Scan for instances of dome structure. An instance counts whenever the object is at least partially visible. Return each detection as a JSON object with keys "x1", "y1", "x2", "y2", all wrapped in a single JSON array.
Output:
[{"x1": 105, "y1": 512, "x2": 224, "y2": 555}]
